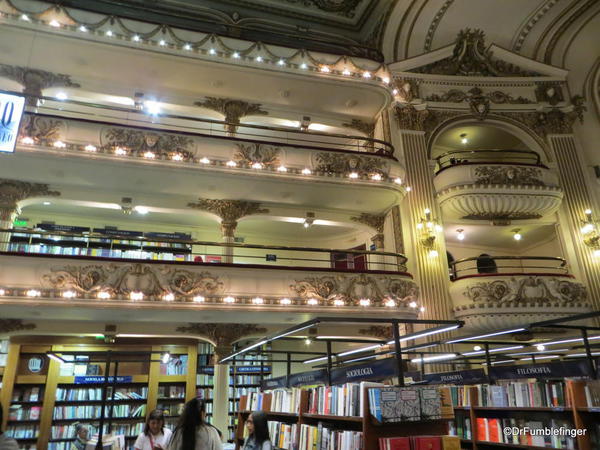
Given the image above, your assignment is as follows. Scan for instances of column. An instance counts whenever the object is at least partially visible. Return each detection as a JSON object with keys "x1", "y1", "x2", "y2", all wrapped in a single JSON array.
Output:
[
  {"x1": 351, "y1": 213, "x2": 386, "y2": 270},
  {"x1": 220, "y1": 221, "x2": 236, "y2": 264},
  {"x1": 212, "y1": 346, "x2": 231, "y2": 442},
  {"x1": 0, "y1": 206, "x2": 17, "y2": 251},
  {"x1": 549, "y1": 134, "x2": 600, "y2": 311}
]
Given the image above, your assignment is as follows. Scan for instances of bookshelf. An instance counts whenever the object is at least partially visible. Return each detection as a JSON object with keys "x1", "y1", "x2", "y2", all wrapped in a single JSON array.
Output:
[{"x1": 196, "y1": 342, "x2": 215, "y2": 425}]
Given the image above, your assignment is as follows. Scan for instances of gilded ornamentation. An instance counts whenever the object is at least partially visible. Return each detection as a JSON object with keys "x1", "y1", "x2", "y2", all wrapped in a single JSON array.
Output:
[
  {"x1": 393, "y1": 78, "x2": 419, "y2": 102},
  {"x1": 42, "y1": 264, "x2": 223, "y2": 297},
  {"x1": 19, "y1": 115, "x2": 66, "y2": 143},
  {"x1": 463, "y1": 276, "x2": 587, "y2": 305},
  {"x1": 101, "y1": 128, "x2": 195, "y2": 159},
  {"x1": 0, "y1": 319, "x2": 36, "y2": 333},
  {"x1": 290, "y1": 274, "x2": 417, "y2": 304},
  {"x1": 280, "y1": 0, "x2": 362, "y2": 17},
  {"x1": 412, "y1": 29, "x2": 540, "y2": 77},
  {"x1": 351, "y1": 213, "x2": 385, "y2": 234},
  {"x1": 571, "y1": 95, "x2": 587, "y2": 124},
  {"x1": 187, "y1": 199, "x2": 269, "y2": 237},
  {"x1": 194, "y1": 97, "x2": 267, "y2": 134},
  {"x1": 461, "y1": 212, "x2": 542, "y2": 222},
  {"x1": 474, "y1": 166, "x2": 544, "y2": 186},
  {"x1": 313, "y1": 152, "x2": 388, "y2": 176},
  {"x1": 0, "y1": 64, "x2": 80, "y2": 106},
  {"x1": 176, "y1": 323, "x2": 267, "y2": 358},
  {"x1": 233, "y1": 143, "x2": 280, "y2": 168},
  {"x1": 0, "y1": 179, "x2": 60, "y2": 215},
  {"x1": 394, "y1": 105, "x2": 430, "y2": 131},
  {"x1": 342, "y1": 119, "x2": 375, "y2": 138}
]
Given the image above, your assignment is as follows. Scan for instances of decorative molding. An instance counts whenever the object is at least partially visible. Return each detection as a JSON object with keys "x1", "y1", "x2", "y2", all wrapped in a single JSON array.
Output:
[
  {"x1": 535, "y1": 82, "x2": 564, "y2": 106},
  {"x1": 461, "y1": 212, "x2": 542, "y2": 222},
  {"x1": 289, "y1": 273, "x2": 417, "y2": 304},
  {"x1": 424, "y1": 0, "x2": 455, "y2": 51},
  {"x1": 194, "y1": 97, "x2": 267, "y2": 134},
  {"x1": 176, "y1": 323, "x2": 267, "y2": 357},
  {"x1": 571, "y1": 95, "x2": 587, "y2": 124},
  {"x1": 101, "y1": 127, "x2": 195, "y2": 159},
  {"x1": 19, "y1": 115, "x2": 66, "y2": 143},
  {"x1": 42, "y1": 264, "x2": 224, "y2": 297},
  {"x1": 233, "y1": 143, "x2": 281, "y2": 168},
  {"x1": 0, "y1": 319, "x2": 36, "y2": 333},
  {"x1": 187, "y1": 199, "x2": 269, "y2": 236},
  {"x1": 512, "y1": 0, "x2": 560, "y2": 52},
  {"x1": 411, "y1": 29, "x2": 541, "y2": 77},
  {"x1": 358, "y1": 325, "x2": 392, "y2": 339},
  {"x1": 0, "y1": 179, "x2": 60, "y2": 215},
  {"x1": 312, "y1": 152, "x2": 388, "y2": 176},
  {"x1": 393, "y1": 105, "x2": 430, "y2": 131},
  {"x1": 474, "y1": 166, "x2": 545, "y2": 186},
  {"x1": 0, "y1": 64, "x2": 80, "y2": 106},
  {"x1": 462, "y1": 276, "x2": 588, "y2": 305},
  {"x1": 350, "y1": 213, "x2": 385, "y2": 234},
  {"x1": 393, "y1": 78, "x2": 419, "y2": 103},
  {"x1": 286, "y1": 0, "x2": 363, "y2": 17},
  {"x1": 342, "y1": 119, "x2": 375, "y2": 138}
]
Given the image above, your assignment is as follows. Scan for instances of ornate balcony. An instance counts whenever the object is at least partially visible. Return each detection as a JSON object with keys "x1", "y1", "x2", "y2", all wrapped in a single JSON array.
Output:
[
  {"x1": 433, "y1": 150, "x2": 563, "y2": 223},
  {"x1": 0, "y1": 229, "x2": 420, "y2": 322},
  {"x1": 449, "y1": 256, "x2": 591, "y2": 331}
]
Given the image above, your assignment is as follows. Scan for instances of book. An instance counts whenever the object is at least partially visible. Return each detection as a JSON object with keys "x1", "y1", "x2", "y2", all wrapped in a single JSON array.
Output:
[
  {"x1": 420, "y1": 387, "x2": 442, "y2": 420},
  {"x1": 378, "y1": 436, "x2": 410, "y2": 450},
  {"x1": 411, "y1": 436, "x2": 441, "y2": 450},
  {"x1": 441, "y1": 436, "x2": 460, "y2": 450}
]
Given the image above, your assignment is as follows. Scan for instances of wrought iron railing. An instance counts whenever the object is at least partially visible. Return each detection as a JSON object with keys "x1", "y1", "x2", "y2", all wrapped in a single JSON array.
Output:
[
  {"x1": 435, "y1": 149, "x2": 543, "y2": 173},
  {"x1": 0, "y1": 228, "x2": 408, "y2": 273},
  {"x1": 449, "y1": 255, "x2": 569, "y2": 280}
]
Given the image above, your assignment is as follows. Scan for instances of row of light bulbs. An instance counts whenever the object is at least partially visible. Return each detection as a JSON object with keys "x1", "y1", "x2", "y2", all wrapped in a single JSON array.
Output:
[
  {"x1": 15, "y1": 13, "x2": 394, "y2": 92},
  {"x1": 454, "y1": 229, "x2": 523, "y2": 241},
  {"x1": 21, "y1": 136, "x2": 411, "y2": 188},
  {"x1": 1, "y1": 288, "x2": 424, "y2": 310}
]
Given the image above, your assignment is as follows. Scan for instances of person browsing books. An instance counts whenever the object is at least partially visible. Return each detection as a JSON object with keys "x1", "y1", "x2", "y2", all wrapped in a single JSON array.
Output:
[
  {"x1": 0, "y1": 403, "x2": 18, "y2": 450},
  {"x1": 71, "y1": 422, "x2": 90, "y2": 450},
  {"x1": 242, "y1": 411, "x2": 273, "y2": 450},
  {"x1": 135, "y1": 410, "x2": 173, "y2": 450},
  {"x1": 167, "y1": 398, "x2": 222, "y2": 450}
]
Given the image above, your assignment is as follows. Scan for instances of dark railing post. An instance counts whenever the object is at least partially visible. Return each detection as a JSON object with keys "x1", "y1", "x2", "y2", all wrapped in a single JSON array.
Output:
[
  {"x1": 392, "y1": 321, "x2": 405, "y2": 387},
  {"x1": 484, "y1": 344, "x2": 494, "y2": 385},
  {"x1": 97, "y1": 351, "x2": 111, "y2": 450},
  {"x1": 581, "y1": 329, "x2": 597, "y2": 379},
  {"x1": 326, "y1": 341, "x2": 333, "y2": 387},
  {"x1": 107, "y1": 360, "x2": 119, "y2": 433},
  {"x1": 286, "y1": 352, "x2": 292, "y2": 383}
]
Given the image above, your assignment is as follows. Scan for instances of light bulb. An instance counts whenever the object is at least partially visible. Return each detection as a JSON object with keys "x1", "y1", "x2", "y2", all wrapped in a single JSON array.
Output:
[
  {"x1": 409, "y1": 301, "x2": 418, "y2": 308},
  {"x1": 405, "y1": 186, "x2": 412, "y2": 192},
  {"x1": 362, "y1": 71, "x2": 372, "y2": 78},
  {"x1": 223, "y1": 296, "x2": 236, "y2": 303},
  {"x1": 143, "y1": 151, "x2": 156, "y2": 159},
  {"x1": 53, "y1": 141, "x2": 66, "y2": 148},
  {"x1": 84, "y1": 144, "x2": 97, "y2": 152},
  {"x1": 252, "y1": 297, "x2": 264, "y2": 304},
  {"x1": 333, "y1": 299, "x2": 344, "y2": 307},
  {"x1": 135, "y1": 206, "x2": 149, "y2": 215},
  {"x1": 159, "y1": 40, "x2": 166, "y2": 46},
  {"x1": 255, "y1": 56, "x2": 263, "y2": 62},
  {"x1": 199, "y1": 157, "x2": 210, "y2": 164},
  {"x1": 251, "y1": 162, "x2": 263, "y2": 169},
  {"x1": 21, "y1": 14, "x2": 29, "y2": 21},
  {"x1": 307, "y1": 298, "x2": 318, "y2": 305},
  {"x1": 435, "y1": 224, "x2": 443, "y2": 232},
  {"x1": 132, "y1": 35, "x2": 140, "y2": 42},
  {"x1": 193, "y1": 296, "x2": 205, "y2": 303},
  {"x1": 419, "y1": 306, "x2": 425, "y2": 312},
  {"x1": 163, "y1": 293, "x2": 175, "y2": 301},
  {"x1": 26, "y1": 289, "x2": 40, "y2": 297},
  {"x1": 371, "y1": 173, "x2": 382, "y2": 181},
  {"x1": 359, "y1": 298, "x2": 370, "y2": 307},
  {"x1": 594, "y1": 249, "x2": 600, "y2": 257},
  {"x1": 144, "y1": 101, "x2": 161, "y2": 115},
  {"x1": 424, "y1": 208, "x2": 431, "y2": 214},
  {"x1": 394, "y1": 178, "x2": 402, "y2": 184},
  {"x1": 429, "y1": 249, "x2": 439, "y2": 258},
  {"x1": 277, "y1": 166, "x2": 287, "y2": 172},
  {"x1": 473, "y1": 345, "x2": 482, "y2": 351},
  {"x1": 161, "y1": 352, "x2": 170, "y2": 364},
  {"x1": 226, "y1": 160, "x2": 237, "y2": 167},
  {"x1": 184, "y1": 43, "x2": 191, "y2": 50},
  {"x1": 461, "y1": 137, "x2": 468, "y2": 144},
  {"x1": 382, "y1": 77, "x2": 390, "y2": 84},
  {"x1": 280, "y1": 298, "x2": 291, "y2": 305},
  {"x1": 209, "y1": 48, "x2": 216, "y2": 55},
  {"x1": 171, "y1": 153, "x2": 183, "y2": 161},
  {"x1": 305, "y1": 338, "x2": 312, "y2": 346},
  {"x1": 62, "y1": 291, "x2": 76, "y2": 299},
  {"x1": 21, "y1": 137, "x2": 35, "y2": 145},
  {"x1": 105, "y1": 30, "x2": 113, "y2": 37},
  {"x1": 584, "y1": 209, "x2": 592, "y2": 215},
  {"x1": 392, "y1": 89, "x2": 399, "y2": 96},
  {"x1": 278, "y1": 59, "x2": 285, "y2": 66},
  {"x1": 97, "y1": 292, "x2": 111, "y2": 299},
  {"x1": 456, "y1": 229, "x2": 465, "y2": 241},
  {"x1": 342, "y1": 69, "x2": 351, "y2": 76},
  {"x1": 320, "y1": 66, "x2": 330, "y2": 73},
  {"x1": 232, "y1": 52, "x2": 240, "y2": 58},
  {"x1": 536, "y1": 344, "x2": 546, "y2": 351},
  {"x1": 115, "y1": 147, "x2": 127, "y2": 156},
  {"x1": 301, "y1": 168, "x2": 312, "y2": 175},
  {"x1": 581, "y1": 224, "x2": 594, "y2": 234},
  {"x1": 513, "y1": 232, "x2": 522, "y2": 241},
  {"x1": 349, "y1": 172, "x2": 359, "y2": 179},
  {"x1": 130, "y1": 291, "x2": 144, "y2": 300},
  {"x1": 79, "y1": 25, "x2": 88, "y2": 32},
  {"x1": 300, "y1": 63, "x2": 308, "y2": 69},
  {"x1": 0, "y1": 289, "x2": 5, "y2": 296},
  {"x1": 55, "y1": 92, "x2": 68, "y2": 100},
  {"x1": 385, "y1": 299, "x2": 396, "y2": 307}
]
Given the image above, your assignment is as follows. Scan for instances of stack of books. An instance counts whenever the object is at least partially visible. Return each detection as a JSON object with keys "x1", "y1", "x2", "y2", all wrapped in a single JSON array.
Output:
[
  {"x1": 476, "y1": 382, "x2": 566, "y2": 408},
  {"x1": 583, "y1": 380, "x2": 600, "y2": 407},
  {"x1": 369, "y1": 386, "x2": 450, "y2": 423},
  {"x1": 379, "y1": 435, "x2": 460, "y2": 450},
  {"x1": 298, "y1": 424, "x2": 362, "y2": 450}
]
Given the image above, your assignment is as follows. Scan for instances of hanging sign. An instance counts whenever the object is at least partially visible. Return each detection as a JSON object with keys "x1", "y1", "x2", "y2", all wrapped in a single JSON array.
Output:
[
  {"x1": 145, "y1": 232, "x2": 191, "y2": 240},
  {"x1": 74, "y1": 376, "x2": 133, "y2": 384},
  {"x1": 331, "y1": 357, "x2": 396, "y2": 385},
  {"x1": 235, "y1": 366, "x2": 271, "y2": 373},
  {"x1": 261, "y1": 375, "x2": 288, "y2": 390},
  {"x1": 288, "y1": 369, "x2": 328, "y2": 387},
  {"x1": 93, "y1": 228, "x2": 143, "y2": 237},
  {"x1": 424, "y1": 368, "x2": 487, "y2": 385},
  {"x1": 0, "y1": 92, "x2": 25, "y2": 153},
  {"x1": 490, "y1": 359, "x2": 591, "y2": 381},
  {"x1": 37, "y1": 224, "x2": 90, "y2": 233}
]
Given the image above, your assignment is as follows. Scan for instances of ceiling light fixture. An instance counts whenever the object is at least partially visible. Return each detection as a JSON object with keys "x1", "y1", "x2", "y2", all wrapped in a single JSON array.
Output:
[
  {"x1": 513, "y1": 229, "x2": 522, "y2": 241},
  {"x1": 456, "y1": 229, "x2": 465, "y2": 241},
  {"x1": 460, "y1": 133, "x2": 468, "y2": 144}
]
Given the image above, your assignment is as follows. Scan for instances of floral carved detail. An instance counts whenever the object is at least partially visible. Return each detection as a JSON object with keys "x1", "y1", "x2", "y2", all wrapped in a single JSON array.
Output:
[
  {"x1": 393, "y1": 79, "x2": 420, "y2": 103},
  {"x1": 313, "y1": 152, "x2": 388, "y2": 176},
  {"x1": 233, "y1": 143, "x2": 280, "y2": 168},
  {"x1": 358, "y1": 325, "x2": 393, "y2": 340},
  {"x1": 187, "y1": 199, "x2": 269, "y2": 237},
  {"x1": 463, "y1": 277, "x2": 588, "y2": 305},
  {"x1": 19, "y1": 115, "x2": 66, "y2": 143},
  {"x1": 535, "y1": 83, "x2": 565, "y2": 106},
  {"x1": 474, "y1": 166, "x2": 545, "y2": 186},
  {"x1": 194, "y1": 97, "x2": 267, "y2": 134},
  {"x1": 462, "y1": 212, "x2": 542, "y2": 222},
  {"x1": 0, "y1": 64, "x2": 80, "y2": 106},
  {"x1": 290, "y1": 274, "x2": 417, "y2": 305},
  {"x1": 101, "y1": 128, "x2": 195, "y2": 160},
  {"x1": 280, "y1": 0, "x2": 362, "y2": 17},
  {"x1": 342, "y1": 119, "x2": 375, "y2": 150},
  {"x1": 351, "y1": 213, "x2": 385, "y2": 234},
  {"x1": 42, "y1": 264, "x2": 223, "y2": 297},
  {"x1": 412, "y1": 29, "x2": 540, "y2": 77},
  {"x1": 176, "y1": 323, "x2": 267, "y2": 357},
  {"x1": 394, "y1": 105, "x2": 430, "y2": 131},
  {"x1": 0, "y1": 179, "x2": 60, "y2": 218},
  {"x1": 0, "y1": 319, "x2": 36, "y2": 333}
]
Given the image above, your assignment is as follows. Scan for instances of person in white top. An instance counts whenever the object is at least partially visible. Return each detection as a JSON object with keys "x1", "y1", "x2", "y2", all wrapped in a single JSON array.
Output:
[
  {"x1": 167, "y1": 398, "x2": 222, "y2": 450},
  {"x1": 134, "y1": 409, "x2": 173, "y2": 450},
  {"x1": 0, "y1": 403, "x2": 19, "y2": 450}
]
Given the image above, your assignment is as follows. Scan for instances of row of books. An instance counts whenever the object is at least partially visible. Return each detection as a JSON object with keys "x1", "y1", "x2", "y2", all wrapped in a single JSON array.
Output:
[
  {"x1": 583, "y1": 379, "x2": 600, "y2": 407},
  {"x1": 158, "y1": 385, "x2": 185, "y2": 399},
  {"x1": 8, "y1": 406, "x2": 41, "y2": 421},
  {"x1": 269, "y1": 388, "x2": 303, "y2": 413},
  {"x1": 160, "y1": 356, "x2": 188, "y2": 375},
  {"x1": 53, "y1": 404, "x2": 146, "y2": 419},
  {"x1": 245, "y1": 392, "x2": 268, "y2": 412},
  {"x1": 267, "y1": 421, "x2": 297, "y2": 449},
  {"x1": 196, "y1": 387, "x2": 213, "y2": 400},
  {"x1": 11, "y1": 386, "x2": 42, "y2": 402},
  {"x1": 475, "y1": 417, "x2": 575, "y2": 449},
  {"x1": 157, "y1": 403, "x2": 185, "y2": 416},
  {"x1": 369, "y1": 387, "x2": 450, "y2": 423},
  {"x1": 379, "y1": 436, "x2": 460, "y2": 450},
  {"x1": 5, "y1": 425, "x2": 39, "y2": 438},
  {"x1": 9, "y1": 243, "x2": 191, "y2": 260},
  {"x1": 197, "y1": 354, "x2": 212, "y2": 367},
  {"x1": 298, "y1": 424, "x2": 362, "y2": 450},
  {"x1": 230, "y1": 375, "x2": 263, "y2": 385},
  {"x1": 476, "y1": 381, "x2": 566, "y2": 408},
  {"x1": 50, "y1": 422, "x2": 144, "y2": 440},
  {"x1": 55, "y1": 387, "x2": 148, "y2": 401},
  {"x1": 307, "y1": 384, "x2": 364, "y2": 417},
  {"x1": 448, "y1": 415, "x2": 472, "y2": 440},
  {"x1": 229, "y1": 386, "x2": 260, "y2": 398},
  {"x1": 196, "y1": 374, "x2": 214, "y2": 386}
]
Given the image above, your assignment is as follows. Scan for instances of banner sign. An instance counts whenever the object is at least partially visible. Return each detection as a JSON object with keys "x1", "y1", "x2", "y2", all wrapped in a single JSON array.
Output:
[
  {"x1": 93, "y1": 228, "x2": 143, "y2": 237},
  {"x1": 261, "y1": 375, "x2": 288, "y2": 390},
  {"x1": 331, "y1": 357, "x2": 397, "y2": 385},
  {"x1": 490, "y1": 359, "x2": 591, "y2": 381},
  {"x1": 198, "y1": 366, "x2": 271, "y2": 375},
  {"x1": 38, "y1": 224, "x2": 90, "y2": 233},
  {"x1": 0, "y1": 93, "x2": 25, "y2": 153},
  {"x1": 145, "y1": 232, "x2": 191, "y2": 240},
  {"x1": 74, "y1": 376, "x2": 132, "y2": 384},
  {"x1": 288, "y1": 369, "x2": 328, "y2": 387},
  {"x1": 424, "y1": 368, "x2": 487, "y2": 385}
]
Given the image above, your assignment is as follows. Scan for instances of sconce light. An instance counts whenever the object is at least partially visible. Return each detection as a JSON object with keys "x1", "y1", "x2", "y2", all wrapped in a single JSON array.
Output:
[
  {"x1": 456, "y1": 229, "x2": 465, "y2": 241},
  {"x1": 121, "y1": 197, "x2": 133, "y2": 215},
  {"x1": 581, "y1": 209, "x2": 600, "y2": 252},
  {"x1": 416, "y1": 208, "x2": 442, "y2": 249},
  {"x1": 460, "y1": 133, "x2": 468, "y2": 144},
  {"x1": 303, "y1": 212, "x2": 315, "y2": 229},
  {"x1": 300, "y1": 116, "x2": 311, "y2": 132},
  {"x1": 512, "y1": 229, "x2": 522, "y2": 241}
]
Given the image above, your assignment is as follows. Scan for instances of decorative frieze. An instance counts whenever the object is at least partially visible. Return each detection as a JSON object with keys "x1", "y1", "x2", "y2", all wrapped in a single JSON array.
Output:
[
  {"x1": 312, "y1": 152, "x2": 388, "y2": 176},
  {"x1": 358, "y1": 325, "x2": 393, "y2": 339},
  {"x1": 535, "y1": 83, "x2": 565, "y2": 105},
  {"x1": 342, "y1": 119, "x2": 375, "y2": 138},
  {"x1": 233, "y1": 143, "x2": 280, "y2": 168},
  {"x1": 0, "y1": 179, "x2": 60, "y2": 217},
  {"x1": 194, "y1": 97, "x2": 267, "y2": 134},
  {"x1": 474, "y1": 166, "x2": 544, "y2": 186},
  {"x1": 187, "y1": 199, "x2": 269, "y2": 237},
  {"x1": 101, "y1": 127, "x2": 195, "y2": 159},
  {"x1": 350, "y1": 213, "x2": 386, "y2": 234},
  {"x1": 0, "y1": 319, "x2": 36, "y2": 333},
  {"x1": 19, "y1": 115, "x2": 66, "y2": 143}
]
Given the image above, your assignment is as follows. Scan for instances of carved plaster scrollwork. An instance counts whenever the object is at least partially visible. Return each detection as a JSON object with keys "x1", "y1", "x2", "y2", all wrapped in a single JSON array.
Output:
[
  {"x1": 0, "y1": 319, "x2": 36, "y2": 333},
  {"x1": 187, "y1": 199, "x2": 269, "y2": 237},
  {"x1": 463, "y1": 276, "x2": 588, "y2": 306},
  {"x1": 393, "y1": 78, "x2": 420, "y2": 103},
  {"x1": 312, "y1": 152, "x2": 389, "y2": 176},
  {"x1": 290, "y1": 274, "x2": 417, "y2": 304},
  {"x1": 535, "y1": 83, "x2": 565, "y2": 106},
  {"x1": 342, "y1": 119, "x2": 375, "y2": 138},
  {"x1": 101, "y1": 127, "x2": 195, "y2": 159},
  {"x1": 474, "y1": 166, "x2": 545, "y2": 186},
  {"x1": 194, "y1": 97, "x2": 267, "y2": 134},
  {"x1": 233, "y1": 143, "x2": 281, "y2": 168},
  {"x1": 351, "y1": 213, "x2": 385, "y2": 234},
  {"x1": 0, "y1": 179, "x2": 61, "y2": 219},
  {"x1": 42, "y1": 263, "x2": 224, "y2": 297},
  {"x1": 358, "y1": 325, "x2": 393, "y2": 340},
  {"x1": 19, "y1": 115, "x2": 66, "y2": 143},
  {"x1": 0, "y1": 64, "x2": 80, "y2": 106},
  {"x1": 393, "y1": 105, "x2": 430, "y2": 132},
  {"x1": 176, "y1": 323, "x2": 267, "y2": 358}
]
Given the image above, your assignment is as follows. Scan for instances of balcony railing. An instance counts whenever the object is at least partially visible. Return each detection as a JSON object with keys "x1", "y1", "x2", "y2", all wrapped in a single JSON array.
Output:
[
  {"x1": 449, "y1": 256, "x2": 569, "y2": 281},
  {"x1": 1, "y1": 228, "x2": 408, "y2": 274},
  {"x1": 435, "y1": 149, "x2": 543, "y2": 173}
]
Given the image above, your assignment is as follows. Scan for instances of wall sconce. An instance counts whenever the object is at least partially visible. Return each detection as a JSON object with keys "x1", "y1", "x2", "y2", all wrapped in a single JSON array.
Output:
[
  {"x1": 581, "y1": 209, "x2": 600, "y2": 252},
  {"x1": 303, "y1": 212, "x2": 315, "y2": 229},
  {"x1": 416, "y1": 208, "x2": 443, "y2": 249}
]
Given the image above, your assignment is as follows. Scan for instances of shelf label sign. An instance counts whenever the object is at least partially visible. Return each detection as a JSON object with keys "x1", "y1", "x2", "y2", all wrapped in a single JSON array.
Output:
[
  {"x1": 236, "y1": 365, "x2": 271, "y2": 373},
  {"x1": 331, "y1": 358, "x2": 421, "y2": 385},
  {"x1": 288, "y1": 369, "x2": 328, "y2": 387},
  {"x1": 490, "y1": 359, "x2": 591, "y2": 380},
  {"x1": 74, "y1": 375, "x2": 133, "y2": 384},
  {"x1": 261, "y1": 375, "x2": 288, "y2": 390},
  {"x1": 424, "y1": 368, "x2": 486, "y2": 385},
  {"x1": 0, "y1": 93, "x2": 25, "y2": 153}
]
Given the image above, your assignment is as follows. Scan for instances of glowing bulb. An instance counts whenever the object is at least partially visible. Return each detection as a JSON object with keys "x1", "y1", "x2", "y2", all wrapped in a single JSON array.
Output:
[
  {"x1": 419, "y1": 306, "x2": 425, "y2": 312},
  {"x1": 134, "y1": 206, "x2": 149, "y2": 215},
  {"x1": 333, "y1": 299, "x2": 345, "y2": 307},
  {"x1": 144, "y1": 101, "x2": 161, "y2": 115},
  {"x1": 320, "y1": 66, "x2": 330, "y2": 73},
  {"x1": 382, "y1": 77, "x2": 390, "y2": 84},
  {"x1": 226, "y1": 160, "x2": 237, "y2": 167},
  {"x1": 300, "y1": 63, "x2": 308, "y2": 69},
  {"x1": 305, "y1": 338, "x2": 312, "y2": 346},
  {"x1": 0, "y1": 289, "x2": 5, "y2": 296},
  {"x1": 143, "y1": 151, "x2": 156, "y2": 159},
  {"x1": 199, "y1": 157, "x2": 210, "y2": 164},
  {"x1": 394, "y1": 177, "x2": 402, "y2": 184},
  {"x1": 385, "y1": 299, "x2": 396, "y2": 307},
  {"x1": 26, "y1": 290, "x2": 41, "y2": 297},
  {"x1": 416, "y1": 223, "x2": 423, "y2": 230},
  {"x1": 359, "y1": 298, "x2": 371, "y2": 307},
  {"x1": 513, "y1": 232, "x2": 522, "y2": 241},
  {"x1": 278, "y1": 59, "x2": 285, "y2": 66},
  {"x1": 435, "y1": 224, "x2": 443, "y2": 232},
  {"x1": 252, "y1": 297, "x2": 264, "y2": 305},
  {"x1": 277, "y1": 166, "x2": 287, "y2": 172},
  {"x1": 55, "y1": 92, "x2": 67, "y2": 101},
  {"x1": 280, "y1": 298, "x2": 291, "y2": 305},
  {"x1": 97, "y1": 292, "x2": 111, "y2": 299},
  {"x1": 105, "y1": 30, "x2": 113, "y2": 37},
  {"x1": 461, "y1": 137, "x2": 468, "y2": 144},
  {"x1": 424, "y1": 208, "x2": 431, "y2": 214},
  {"x1": 409, "y1": 301, "x2": 418, "y2": 308},
  {"x1": 132, "y1": 35, "x2": 140, "y2": 42},
  {"x1": 164, "y1": 293, "x2": 175, "y2": 301},
  {"x1": 115, "y1": 147, "x2": 127, "y2": 156},
  {"x1": 193, "y1": 296, "x2": 205, "y2": 303},
  {"x1": 456, "y1": 229, "x2": 465, "y2": 241},
  {"x1": 406, "y1": 186, "x2": 412, "y2": 192},
  {"x1": 53, "y1": 141, "x2": 66, "y2": 148},
  {"x1": 594, "y1": 249, "x2": 600, "y2": 257},
  {"x1": 21, "y1": 14, "x2": 29, "y2": 21},
  {"x1": 130, "y1": 291, "x2": 144, "y2": 300},
  {"x1": 255, "y1": 56, "x2": 263, "y2": 62},
  {"x1": 161, "y1": 352, "x2": 170, "y2": 364},
  {"x1": 223, "y1": 296, "x2": 235, "y2": 303},
  {"x1": 301, "y1": 168, "x2": 312, "y2": 175},
  {"x1": 251, "y1": 162, "x2": 263, "y2": 169},
  {"x1": 62, "y1": 291, "x2": 77, "y2": 299},
  {"x1": 171, "y1": 153, "x2": 183, "y2": 161},
  {"x1": 429, "y1": 249, "x2": 439, "y2": 258},
  {"x1": 84, "y1": 144, "x2": 97, "y2": 152},
  {"x1": 536, "y1": 344, "x2": 546, "y2": 351},
  {"x1": 581, "y1": 224, "x2": 594, "y2": 234},
  {"x1": 43, "y1": 201, "x2": 51, "y2": 206},
  {"x1": 342, "y1": 69, "x2": 351, "y2": 76},
  {"x1": 307, "y1": 298, "x2": 318, "y2": 305},
  {"x1": 371, "y1": 173, "x2": 382, "y2": 181},
  {"x1": 79, "y1": 25, "x2": 88, "y2": 32},
  {"x1": 584, "y1": 209, "x2": 592, "y2": 215},
  {"x1": 349, "y1": 172, "x2": 359, "y2": 179},
  {"x1": 232, "y1": 52, "x2": 240, "y2": 58},
  {"x1": 473, "y1": 345, "x2": 482, "y2": 351},
  {"x1": 159, "y1": 40, "x2": 166, "y2": 46},
  {"x1": 21, "y1": 137, "x2": 34, "y2": 145},
  {"x1": 183, "y1": 43, "x2": 191, "y2": 50},
  {"x1": 392, "y1": 89, "x2": 399, "y2": 96},
  {"x1": 209, "y1": 48, "x2": 216, "y2": 55},
  {"x1": 362, "y1": 71, "x2": 372, "y2": 78}
]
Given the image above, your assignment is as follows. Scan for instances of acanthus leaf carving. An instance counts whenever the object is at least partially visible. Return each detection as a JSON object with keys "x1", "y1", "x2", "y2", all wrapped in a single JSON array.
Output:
[
  {"x1": 194, "y1": 97, "x2": 267, "y2": 134},
  {"x1": 176, "y1": 323, "x2": 267, "y2": 356},
  {"x1": 101, "y1": 127, "x2": 195, "y2": 160},
  {"x1": 312, "y1": 152, "x2": 388, "y2": 176},
  {"x1": 18, "y1": 114, "x2": 66, "y2": 143},
  {"x1": 233, "y1": 143, "x2": 281, "y2": 168},
  {"x1": 350, "y1": 213, "x2": 386, "y2": 234},
  {"x1": 474, "y1": 166, "x2": 545, "y2": 186},
  {"x1": 0, "y1": 179, "x2": 61, "y2": 215}
]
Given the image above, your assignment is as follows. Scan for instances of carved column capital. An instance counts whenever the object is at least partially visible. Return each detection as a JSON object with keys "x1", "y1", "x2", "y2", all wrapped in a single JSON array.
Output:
[
  {"x1": 0, "y1": 179, "x2": 61, "y2": 215},
  {"x1": 0, "y1": 65, "x2": 80, "y2": 106},
  {"x1": 371, "y1": 233, "x2": 385, "y2": 249},
  {"x1": 393, "y1": 104, "x2": 430, "y2": 131},
  {"x1": 188, "y1": 199, "x2": 269, "y2": 237},
  {"x1": 194, "y1": 97, "x2": 268, "y2": 134}
]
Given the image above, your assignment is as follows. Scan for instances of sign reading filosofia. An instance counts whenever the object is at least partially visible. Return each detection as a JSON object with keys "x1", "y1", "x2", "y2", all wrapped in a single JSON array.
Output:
[{"x1": 0, "y1": 93, "x2": 26, "y2": 153}]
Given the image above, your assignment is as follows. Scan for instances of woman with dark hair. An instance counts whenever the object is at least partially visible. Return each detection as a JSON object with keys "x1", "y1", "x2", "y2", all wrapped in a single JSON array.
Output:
[
  {"x1": 242, "y1": 411, "x2": 273, "y2": 450},
  {"x1": 134, "y1": 409, "x2": 172, "y2": 450},
  {"x1": 167, "y1": 398, "x2": 222, "y2": 450}
]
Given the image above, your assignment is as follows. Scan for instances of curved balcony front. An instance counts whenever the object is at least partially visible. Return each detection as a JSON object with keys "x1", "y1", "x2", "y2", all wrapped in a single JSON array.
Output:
[
  {"x1": 433, "y1": 150, "x2": 563, "y2": 223},
  {"x1": 0, "y1": 229, "x2": 420, "y2": 323},
  {"x1": 449, "y1": 256, "x2": 591, "y2": 331}
]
